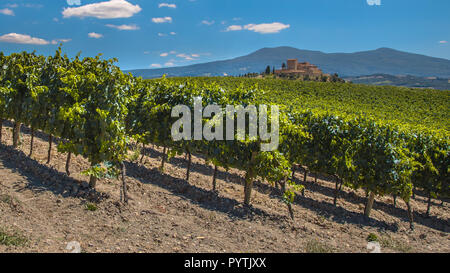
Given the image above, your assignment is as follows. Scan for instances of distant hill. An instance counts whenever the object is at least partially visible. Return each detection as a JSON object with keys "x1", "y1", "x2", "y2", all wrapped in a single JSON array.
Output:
[
  {"x1": 127, "y1": 46, "x2": 450, "y2": 79},
  {"x1": 344, "y1": 74, "x2": 450, "y2": 91}
]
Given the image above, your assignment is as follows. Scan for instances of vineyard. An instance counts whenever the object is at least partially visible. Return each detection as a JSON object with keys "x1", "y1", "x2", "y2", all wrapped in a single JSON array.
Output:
[
  {"x1": 169, "y1": 77, "x2": 450, "y2": 132},
  {"x1": 0, "y1": 50, "x2": 449, "y2": 251}
]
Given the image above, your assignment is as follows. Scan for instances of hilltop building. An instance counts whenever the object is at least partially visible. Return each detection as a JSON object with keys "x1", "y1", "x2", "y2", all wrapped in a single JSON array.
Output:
[{"x1": 275, "y1": 59, "x2": 325, "y2": 78}]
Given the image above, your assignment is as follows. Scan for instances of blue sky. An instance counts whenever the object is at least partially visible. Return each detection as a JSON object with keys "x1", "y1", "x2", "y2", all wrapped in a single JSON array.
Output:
[{"x1": 0, "y1": 0, "x2": 449, "y2": 70}]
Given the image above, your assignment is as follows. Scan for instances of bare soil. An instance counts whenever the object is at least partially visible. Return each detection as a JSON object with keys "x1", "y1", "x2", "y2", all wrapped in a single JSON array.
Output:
[{"x1": 0, "y1": 123, "x2": 448, "y2": 253}]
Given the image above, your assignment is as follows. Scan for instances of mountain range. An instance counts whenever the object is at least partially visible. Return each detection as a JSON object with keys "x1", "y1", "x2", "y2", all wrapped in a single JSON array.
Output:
[{"x1": 127, "y1": 46, "x2": 450, "y2": 79}]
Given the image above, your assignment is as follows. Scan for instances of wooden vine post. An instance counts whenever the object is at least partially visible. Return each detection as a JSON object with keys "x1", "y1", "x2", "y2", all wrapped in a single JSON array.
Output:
[
  {"x1": 406, "y1": 201, "x2": 415, "y2": 230},
  {"x1": 66, "y1": 152, "x2": 72, "y2": 176},
  {"x1": 0, "y1": 118, "x2": 3, "y2": 143},
  {"x1": 140, "y1": 144, "x2": 146, "y2": 164},
  {"x1": 186, "y1": 149, "x2": 192, "y2": 181},
  {"x1": 281, "y1": 178, "x2": 295, "y2": 220},
  {"x1": 333, "y1": 177, "x2": 343, "y2": 207},
  {"x1": 244, "y1": 152, "x2": 258, "y2": 206},
  {"x1": 364, "y1": 192, "x2": 376, "y2": 217},
  {"x1": 46, "y1": 134, "x2": 52, "y2": 164},
  {"x1": 29, "y1": 127, "x2": 35, "y2": 157},
  {"x1": 121, "y1": 162, "x2": 128, "y2": 204},
  {"x1": 212, "y1": 165, "x2": 218, "y2": 192},
  {"x1": 12, "y1": 121, "x2": 21, "y2": 147},
  {"x1": 161, "y1": 146, "x2": 167, "y2": 171}
]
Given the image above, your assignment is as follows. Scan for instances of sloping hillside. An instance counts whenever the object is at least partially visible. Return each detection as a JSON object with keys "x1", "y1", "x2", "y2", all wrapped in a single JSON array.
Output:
[
  {"x1": 127, "y1": 47, "x2": 450, "y2": 78},
  {"x1": 344, "y1": 74, "x2": 450, "y2": 90},
  {"x1": 1, "y1": 123, "x2": 449, "y2": 253}
]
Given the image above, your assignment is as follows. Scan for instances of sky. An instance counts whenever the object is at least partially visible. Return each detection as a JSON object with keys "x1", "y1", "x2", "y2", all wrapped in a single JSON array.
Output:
[{"x1": 0, "y1": 0, "x2": 449, "y2": 70}]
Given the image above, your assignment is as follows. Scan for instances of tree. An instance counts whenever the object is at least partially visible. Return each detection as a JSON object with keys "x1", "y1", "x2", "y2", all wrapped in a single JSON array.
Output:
[
  {"x1": 282, "y1": 63, "x2": 286, "y2": 69},
  {"x1": 265, "y1": 65, "x2": 271, "y2": 75},
  {"x1": 57, "y1": 55, "x2": 132, "y2": 189},
  {"x1": 331, "y1": 73, "x2": 340, "y2": 82},
  {"x1": 0, "y1": 52, "x2": 46, "y2": 148}
]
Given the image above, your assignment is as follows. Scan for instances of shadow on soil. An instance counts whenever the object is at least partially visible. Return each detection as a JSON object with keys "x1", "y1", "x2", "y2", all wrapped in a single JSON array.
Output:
[
  {"x1": 138, "y1": 145, "x2": 449, "y2": 232},
  {"x1": 0, "y1": 143, "x2": 106, "y2": 203},
  {"x1": 125, "y1": 158, "x2": 402, "y2": 232},
  {"x1": 124, "y1": 160, "x2": 282, "y2": 222},
  {"x1": 1, "y1": 121, "x2": 448, "y2": 232}
]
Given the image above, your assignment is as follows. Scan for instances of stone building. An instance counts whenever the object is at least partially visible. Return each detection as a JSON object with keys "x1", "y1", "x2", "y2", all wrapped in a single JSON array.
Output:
[{"x1": 275, "y1": 59, "x2": 324, "y2": 78}]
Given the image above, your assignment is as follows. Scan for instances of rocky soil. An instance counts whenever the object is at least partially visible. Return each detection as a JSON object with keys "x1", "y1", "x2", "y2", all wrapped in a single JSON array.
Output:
[{"x1": 0, "y1": 123, "x2": 448, "y2": 253}]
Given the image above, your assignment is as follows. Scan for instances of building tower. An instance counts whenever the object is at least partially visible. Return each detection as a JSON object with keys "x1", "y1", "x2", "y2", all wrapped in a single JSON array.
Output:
[{"x1": 287, "y1": 59, "x2": 298, "y2": 71}]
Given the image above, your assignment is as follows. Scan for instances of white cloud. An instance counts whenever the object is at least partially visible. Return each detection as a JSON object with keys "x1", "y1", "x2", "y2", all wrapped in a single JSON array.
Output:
[
  {"x1": 367, "y1": 0, "x2": 381, "y2": 6},
  {"x1": 226, "y1": 25, "x2": 243, "y2": 31},
  {"x1": 159, "y1": 51, "x2": 180, "y2": 57},
  {"x1": 243, "y1": 23, "x2": 290, "y2": 34},
  {"x1": 151, "y1": 63, "x2": 162, "y2": 68},
  {"x1": 51, "y1": 38, "x2": 72, "y2": 44},
  {"x1": 227, "y1": 22, "x2": 290, "y2": 34},
  {"x1": 152, "y1": 17, "x2": 172, "y2": 23},
  {"x1": 176, "y1": 53, "x2": 202, "y2": 61},
  {"x1": 106, "y1": 24, "x2": 139, "y2": 30},
  {"x1": 439, "y1": 41, "x2": 448, "y2": 44},
  {"x1": 177, "y1": 53, "x2": 194, "y2": 61},
  {"x1": 22, "y1": 4, "x2": 43, "y2": 9},
  {"x1": 165, "y1": 62, "x2": 175, "y2": 67},
  {"x1": 63, "y1": 0, "x2": 141, "y2": 19},
  {"x1": 5, "y1": 3, "x2": 42, "y2": 9},
  {"x1": 201, "y1": 20, "x2": 215, "y2": 26},
  {"x1": 67, "y1": 0, "x2": 81, "y2": 6},
  {"x1": 0, "y1": 33, "x2": 50, "y2": 45},
  {"x1": 88, "y1": 32, "x2": 103, "y2": 38},
  {"x1": 158, "y1": 32, "x2": 176, "y2": 37},
  {"x1": 158, "y1": 3, "x2": 176, "y2": 9},
  {"x1": 0, "y1": 8, "x2": 14, "y2": 16}
]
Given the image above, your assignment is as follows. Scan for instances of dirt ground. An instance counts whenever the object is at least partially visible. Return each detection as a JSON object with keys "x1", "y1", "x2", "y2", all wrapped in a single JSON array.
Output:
[{"x1": 0, "y1": 123, "x2": 448, "y2": 253}]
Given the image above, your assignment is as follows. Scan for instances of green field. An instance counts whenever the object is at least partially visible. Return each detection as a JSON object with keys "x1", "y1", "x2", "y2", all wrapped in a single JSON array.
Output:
[
  {"x1": 164, "y1": 77, "x2": 450, "y2": 133},
  {"x1": 1, "y1": 52, "x2": 448, "y2": 226}
]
